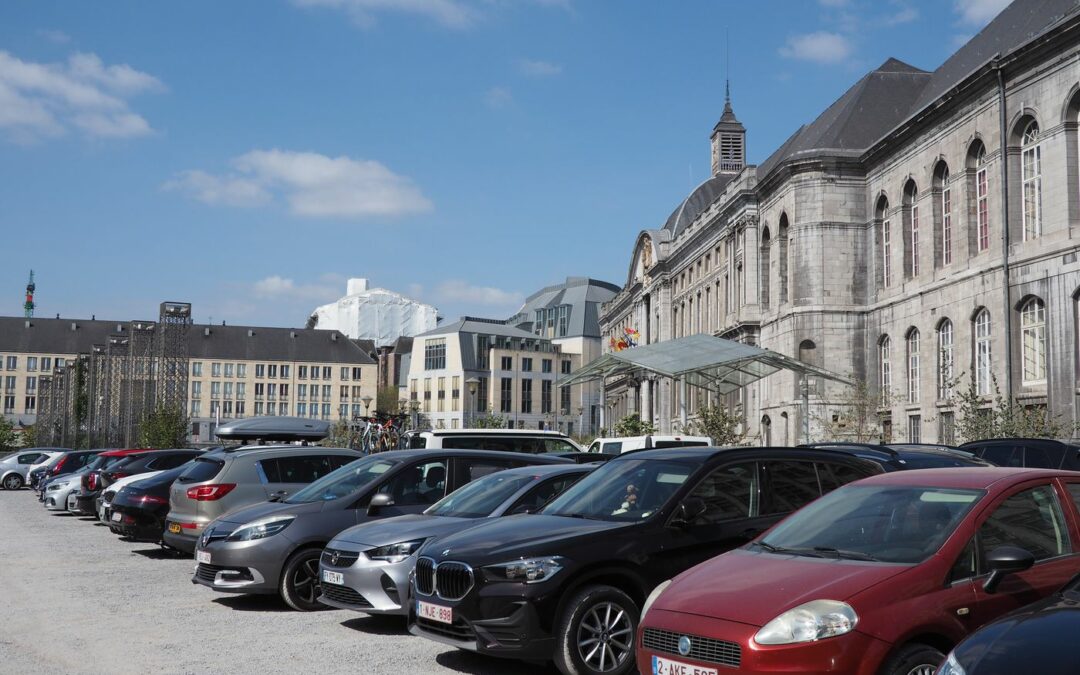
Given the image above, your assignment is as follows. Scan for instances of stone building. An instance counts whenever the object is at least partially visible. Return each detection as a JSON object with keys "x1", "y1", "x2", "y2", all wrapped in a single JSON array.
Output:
[{"x1": 600, "y1": 0, "x2": 1080, "y2": 444}]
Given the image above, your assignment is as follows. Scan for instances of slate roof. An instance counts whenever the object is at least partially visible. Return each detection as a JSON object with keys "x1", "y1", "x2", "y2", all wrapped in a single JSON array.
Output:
[
  {"x1": 0, "y1": 316, "x2": 374, "y2": 365},
  {"x1": 661, "y1": 174, "x2": 735, "y2": 237},
  {"x1": 510, "y1": 276, "x2": 620, "y2": 339},
  {"x1": 415, "y1": 317, "x2": 538, "y2": 340}
]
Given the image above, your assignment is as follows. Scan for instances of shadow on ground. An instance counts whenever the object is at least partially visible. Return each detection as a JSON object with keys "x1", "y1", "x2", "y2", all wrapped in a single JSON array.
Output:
[
  {"x1": 131, "y1": 547, "x2": 188, "y2": 560},
  {"x1": 339, "y1": 614, "x2": 409, "y2": 636},
  {"x1": 435, "y1": 650, "x2": 556, "y2": 674},
  {"x1": 212, "y1": 594, "x2": 291, "y2": 613}
]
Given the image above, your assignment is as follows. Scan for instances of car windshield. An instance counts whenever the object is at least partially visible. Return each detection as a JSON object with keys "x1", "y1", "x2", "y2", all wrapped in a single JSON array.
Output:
[
  {"x1": 758, "y1": 485, "x2": 984, "y2": 563},
  {"x1": 285, "y1": 456, "x2": 398, "y2": 503},
  {"x1": 425, "y1": 473, "x2": 536, "y2": 518},
  {"x1": 542, "y1": 459, "x2": 692, "y2": 522}
]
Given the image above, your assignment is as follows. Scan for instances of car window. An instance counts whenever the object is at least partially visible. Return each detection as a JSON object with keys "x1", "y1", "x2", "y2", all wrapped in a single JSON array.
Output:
[
  {"x1": 977, "y1": 485, "x2": 1071, "y2": 565},
  {"x1": 509, "y1": 474, "x2": 585, "y2": 514},
  {"x1": 327, "y1": 455, "x2": 357, "y2": 470},
  {"x1": 979, "y1": 445, "x2": 1022, "y2": 467},
  {"x1": 544, "y1": 459, "x2": 692, "y2": 522},
  {"x1": 948, "y1": 537, "x2": 978, "y2": 583},
  {"x1": 544, "y1": 440, "x2": 578, "y2": 454},
  {"x1": 1068, "y1": 483, "x2": 1080, "y2": 514},
  {"x1": 260, "y1": 455, "x2": 342, "y2": 484},
  {"x1": 459, "y1": 458, "x2": 514, "y2": 482},
  {"x1": 653, "y1": 441, "x2": 709, "y2": 449},
  {"x1": 153, "y1": 453, "x2": 195, "y2": 470},
  {"x1": 1023, "y1": 445, "x2": 1062, "y2": 469},
  {"x1": 763, "y1": 461, "x2": 820, "y2": 515},
  {"x1": 601, "y1": 442, "x2": 622, "y2": 455},
  {"x1": 18, "y1": 453, "x2": 43, "y2": 464},
  {"x1": 815, "y1": 461, "x2": 869, "y2": 492},
  {"x1": 176, "y1": 457, "x2": 225, "y2": 483},
  {"x1": 426, "y1": 472, "x2": 535, "y2": 518},
  {"x1": 588, "y1": 442, "x2": 600, "y2": 453},
  {"x1": 285, "y1": 456, "x2": 397, "y2": 503},
  {"x1": 377, "y1": 460, "x2": 447, "y2": 506},
  {"x1": 686, "y1": 463, "x2": 757, "y2": 523}
]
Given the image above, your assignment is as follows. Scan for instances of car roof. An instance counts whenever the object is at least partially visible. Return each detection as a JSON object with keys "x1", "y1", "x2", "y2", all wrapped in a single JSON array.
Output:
[
  {"x1": 100, "y1": 448, "x2": 153, "y2": 457},
  {"x1": 414, "y1": 428, "x2": 575, "y2": 438},
  {"x1": 617, "y1": 445, "x2": 868, "y2": 462},
  {"x1": 362, "y1": 448, "x2": 571, "y2": 464},
  {"x1": 206, "y1": 445, "x2": 360, "y2": 459},
  {"x1": 960, "y1": 438, "x2": 1080, "y2": 449},
  {"x1": 853, "y1": 467, "x2": 1074, "y2": 489},
  {"x1": 494, "y1": 463, "x2": 596, "y2": 478}
]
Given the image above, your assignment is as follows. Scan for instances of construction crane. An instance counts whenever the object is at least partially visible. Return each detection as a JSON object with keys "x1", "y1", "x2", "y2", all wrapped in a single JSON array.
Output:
[{"x1": 24, "y1": 270, "x2": 35, "y2": 319}]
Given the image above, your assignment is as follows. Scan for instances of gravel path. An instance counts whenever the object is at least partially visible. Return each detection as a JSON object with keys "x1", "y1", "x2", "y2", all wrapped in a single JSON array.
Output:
[{"x1": 0, "y1": 490, "x2": 557, "y2": 675}]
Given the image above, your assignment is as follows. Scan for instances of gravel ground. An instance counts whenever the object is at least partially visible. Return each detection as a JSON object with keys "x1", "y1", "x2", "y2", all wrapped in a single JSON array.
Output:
[{"x1": 0, "y1": 490, "x2": 557, "y2": 675}]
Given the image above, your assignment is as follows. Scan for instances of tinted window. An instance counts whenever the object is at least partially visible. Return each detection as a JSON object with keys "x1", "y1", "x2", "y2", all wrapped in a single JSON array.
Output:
[
  {"x1": 653, "y1": 441, "x2": 709, "y2": 449},
  {"x1": 978, "y1": 486, "x2": 1071, "y2": 563},
  {"x1": 1023, "y1": 445, "x2": 1062, "y2": 469},
  {"x1": 377, "y1": 460, "x2": 447, "y2": 506},
  {"x1": 327, "y1": 454, "x2": 357, "y2": 470},
  {"x1": 150, "y1": 453, "x2": 196, "y2": 471},
  {"x1": 427, "y1": 472, "x2": 535, "y2": 518},
  {"x1": 687, "y1": 463, "x2": 757, "y2": 523},
  {"x1": 816, "y1": 462, "x2": 867, "y2": 492},
  {"x1": 543, "y1": 440, "x2": 578, "y2": 454},
  {"x1": 443, "y1": 436, "x2": 537, "y2": 452},
  {"x1": 286, "y1": 456, "x2": 396, "y2": 503},
  {"x1": 176, "y1": 457, "x2": 225, "y2": 483},
  {"x1": 18, "y1": 453, "x2": 43, "y2": 464},
  {"x1": 459, "y1": 458, "x2": 514, "y2": 482},
  {"x1": 544, "y1": 459, "x2": 692, "y2": 522},
  {"x1": 260, "y1": 455, "x2": 341, "y2": 484},
  {"x1": 978, "y1": 445, "x2": 1022, "y2": 467},
  {"x1": 764, "y1": 461, "x2": 820, "y2": 515},
  {"x1": 510, "y1": 474, "x2": 584, "y2": 514},
  {"x1": 601, "y1": 442, "x2": 622, "y2": 455}
]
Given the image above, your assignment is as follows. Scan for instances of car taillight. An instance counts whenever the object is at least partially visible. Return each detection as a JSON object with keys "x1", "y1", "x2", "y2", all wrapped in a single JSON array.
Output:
[
  {"x1": 186, "y1": 484, "x2": 236, "y2": 501},
  {"x1": 87, "y1": 473, "x2": 97, "y2": 490},
  {"x1": 138, "y1": 494, "x2": 169, "y2": 505},
  {"x1": 51, "y1": 457, "x2": 67, "y2": 475}
]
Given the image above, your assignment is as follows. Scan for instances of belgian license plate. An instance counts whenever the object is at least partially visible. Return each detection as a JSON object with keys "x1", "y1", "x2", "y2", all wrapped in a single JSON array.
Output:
[
  {"x1": 196, "y1": 550, "x2": 211, "y2": 564},
  {"x1": 167, "y1": 521, "x2": 181, "y2": 534},
  {"x1": 417, "y1": 600, "x2": 452, "y2": 624},
  {"x1": 322, "y1": 570, "x2": 344, "y2": 585},
  {"x1": 651, "y1": 656, "x2": 718, "y2": 675},
  {"x1": 111, "y1": 511, "x2": 122, "y2": 522}
]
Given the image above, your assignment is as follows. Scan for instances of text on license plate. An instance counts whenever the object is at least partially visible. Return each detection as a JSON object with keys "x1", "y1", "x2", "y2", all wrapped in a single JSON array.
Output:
[
  {"x1": 652, "y1": 655, "x2": 718, "y2": 675},
  {"x1": 417, "y1": 600, "x2": 452, "y2": 624},
  {"x1": 111, "y1": 511, "x2": 122, "y2": 522},
  {"x1": 196, "y1": 550, "x2": 211, "y2": 564},
  {"x1": 168, "y1": 522, "x2": 181, "y2": 534},
  {"x1": 322, "y1": 570, "x2": 344, "y2": 585}
]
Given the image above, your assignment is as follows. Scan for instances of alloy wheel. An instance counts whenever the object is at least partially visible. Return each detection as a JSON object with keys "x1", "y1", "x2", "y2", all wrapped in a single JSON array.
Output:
[
  {"x1": 576, "y1": 601, "x2": 633, "y2": 672},
  {"x1": 3, "y1": 475, "x2": 22, "y2": 490},
  {"x1": 291, "y1": 557, "x2": 321, "y2": 603},
  {"x1": 905, "y1": 666, "x2": 937, "y2": 675}
]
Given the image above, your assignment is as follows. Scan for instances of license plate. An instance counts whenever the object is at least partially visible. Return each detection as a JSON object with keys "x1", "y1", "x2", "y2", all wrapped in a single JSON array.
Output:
[
  {"x1": 167, "y1": 522, "x2": 181, "y2": 534},
  {"x1": 196, "y1": 550, "x2": 211, "y2": 564},
  {"x1": 322, "y1": 570, "x2": 344, "y2": 585},
  {"x1": 651, "y1": 656, "x2": 717, "y2": 675},
  {"x1": 111, "y1": 511, "x2": 122, "y2": 522},
  {"x1": 417, "y1": 600, "x2": 452, "y2": 624}
]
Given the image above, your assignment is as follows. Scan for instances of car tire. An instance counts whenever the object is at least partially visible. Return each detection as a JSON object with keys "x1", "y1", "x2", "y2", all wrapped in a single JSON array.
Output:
[
  {"x1": 3, "y1": 474, "x2": 24, "y2": 490},
  {"x1": 279, "y1": 548, "x2": 328, "y2": 612},
  {"x1": 553, "y1": 584, "x2": 638, "y2": 675},
  {"x1": 880, "y1": 643, "x2": 946, "y2": 675}
]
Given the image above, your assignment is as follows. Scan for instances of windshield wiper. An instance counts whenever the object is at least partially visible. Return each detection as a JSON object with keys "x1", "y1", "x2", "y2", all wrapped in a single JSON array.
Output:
[
  {"x1": 562, "y1": 513, "x2": 606, "y2": 521},
  {"x1": 812, "y1": 547, "x2": 881, "y2": 562},
  {"x1": 751, "y1": 542, "x2": 830, "y2": 558}
]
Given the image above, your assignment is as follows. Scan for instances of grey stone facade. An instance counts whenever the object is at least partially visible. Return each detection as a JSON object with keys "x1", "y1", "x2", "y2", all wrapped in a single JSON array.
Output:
[{"x1": 600, "y1": 0, "x2": 1080, "y2": 443}]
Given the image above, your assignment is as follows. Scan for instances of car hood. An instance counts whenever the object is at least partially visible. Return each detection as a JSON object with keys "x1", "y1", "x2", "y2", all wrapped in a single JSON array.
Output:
[
  {"x1": 332, "y1": 514, "x2": 476, "y2": 548},
  {"x1": 422, "y1": 514, "x2": 634, "y2": 564},
  {"x1": 216, "y1": 499, "x2": 326, "y2": 528},
  {"x1": 654, "y1": 548, "x2": 910, "y2": 627}
]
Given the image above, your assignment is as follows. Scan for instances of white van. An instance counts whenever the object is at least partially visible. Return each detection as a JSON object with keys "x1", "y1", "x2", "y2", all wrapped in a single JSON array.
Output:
[
  {"x1": 586, "y1": 435, "x2": 712, "y2": 455},
  {"x1": 400, "y1": 428, "x2": 586, "y2": 455}
]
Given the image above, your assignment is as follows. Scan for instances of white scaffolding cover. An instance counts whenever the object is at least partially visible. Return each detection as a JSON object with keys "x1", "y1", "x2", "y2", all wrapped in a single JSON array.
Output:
[{"x1": 312, "y1": 279, "x2": 438, "y2": 347}]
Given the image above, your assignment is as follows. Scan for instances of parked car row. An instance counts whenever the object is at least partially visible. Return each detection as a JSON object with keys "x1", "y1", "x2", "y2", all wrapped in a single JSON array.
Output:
[{"x1": 13, "y1": 434, "x2": 1080, "y2": 675}]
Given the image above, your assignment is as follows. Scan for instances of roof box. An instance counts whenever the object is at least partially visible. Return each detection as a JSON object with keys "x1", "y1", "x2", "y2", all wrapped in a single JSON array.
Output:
[{"x1": 215, "y1": 416, "x2": 330, "y2": 442}]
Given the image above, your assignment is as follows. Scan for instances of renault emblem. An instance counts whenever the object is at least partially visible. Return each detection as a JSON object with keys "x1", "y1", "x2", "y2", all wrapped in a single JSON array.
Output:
[{"x1": 678, "y1": 636, "x2": 692, "y2": 656}]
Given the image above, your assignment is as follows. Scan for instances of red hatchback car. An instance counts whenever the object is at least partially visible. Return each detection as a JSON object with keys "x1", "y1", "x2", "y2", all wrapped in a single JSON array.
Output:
[{"x1": 637, "y1": 468, "x2": 1080, "y2": 675}]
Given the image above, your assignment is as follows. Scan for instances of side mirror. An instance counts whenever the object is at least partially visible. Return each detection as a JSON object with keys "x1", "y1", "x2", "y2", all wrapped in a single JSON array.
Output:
[
  {"x1": 671, "y1": 497, "x2": 707, "y2": 527},
  {"x1": 267, "y1": 490, "x2": 289, "y2": 503},
  {"x1": 367, "y1": 492, "x2": 394, "y2": 515},
  {"x1": 508, "y1": 503, "x2": 536, "y2": 516},
  {"x1": 983, "y1": 545, "x2": 1035, "y2": 594}
]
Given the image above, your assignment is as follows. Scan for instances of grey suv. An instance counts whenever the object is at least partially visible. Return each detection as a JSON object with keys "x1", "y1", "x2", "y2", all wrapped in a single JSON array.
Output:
[{"x1": 163, "y1": 445, "x2": 362, "y2": 554}]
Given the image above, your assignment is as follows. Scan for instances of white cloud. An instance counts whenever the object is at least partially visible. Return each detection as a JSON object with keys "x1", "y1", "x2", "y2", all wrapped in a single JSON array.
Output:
[
  {"x1": 252, "y1": 275, "x2": 341, "y2": 302},
  {"x1": 954, "y1": 0, "x2": 1010, "y2": 27},
  {"x1": 0, "y1": 50, "x2": 162, "y2": 142},
  {"x1": 165, "y1": 149, "x2": 433, "y2": 219},
  {"x1": 38, "y1": 29, "x2": 71, "y2": 44},
  {"x1": 518, "y1": 59, "x2": 562, "y2": 77},
  {"x1": 291, "y1": 0, "x2": 477, "y2": 28},
  {"x1": 484, "y1": 86, "x2": 513, "y2": 108},
  {"x1": 779, "y1": 32, "x2": 853, "y2": 65},
  {"x1": 883, "y1": 3, "x2": 918, "y2": 25},
  {"x1": 435, "y1": 280, "x2": 523, "y2": 307}
]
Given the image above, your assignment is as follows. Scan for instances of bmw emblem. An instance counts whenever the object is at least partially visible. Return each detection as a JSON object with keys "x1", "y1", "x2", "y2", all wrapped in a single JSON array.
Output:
[{"x1": 678, "y1": 636, "x2": 692, "y2": 656}]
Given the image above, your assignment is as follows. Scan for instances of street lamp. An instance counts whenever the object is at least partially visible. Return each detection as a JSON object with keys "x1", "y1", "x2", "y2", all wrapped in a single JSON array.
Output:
[
  {"x1": 361, "y1": 395, "x2": 373, "y2": 417},
  {"x1": 465, "y1": 377, "x2": 480, "y2": 428},
  {"x1": 577, "y1": 405, "x2": 584, "y2": 436}
]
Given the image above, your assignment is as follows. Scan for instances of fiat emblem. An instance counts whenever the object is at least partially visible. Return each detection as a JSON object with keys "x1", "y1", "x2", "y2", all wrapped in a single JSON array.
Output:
[{"x1": 678, "y1": 636, "x2": 692, "y2": 656}]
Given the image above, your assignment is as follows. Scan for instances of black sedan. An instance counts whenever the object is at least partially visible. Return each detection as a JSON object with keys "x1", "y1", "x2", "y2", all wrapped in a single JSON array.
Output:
[
  {"x1": 108, "y1": 464, "x2": 189, "y2": 541},
  {"x1": 938, "y1": 572, "x2": 1080, "y2": 675}
]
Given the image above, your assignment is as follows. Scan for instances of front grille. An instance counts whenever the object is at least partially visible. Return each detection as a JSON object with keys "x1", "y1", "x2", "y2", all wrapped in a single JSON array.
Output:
[
  {"x1": 321, "y1": 548, "x2": 360, "y2": 568},
  {"x1": 415, "y1": 557, "x2": 435, "y2": 596},
  {"x1": 195, "y1": 563, "x2": 225, "y2": 583},
  {"x1": 103, "y1": 490, "x2": 116, "y2": 503},
  {"x1": 417, "y1": 616, "x2": 474, "y2": 641},
  {"x1": 643, "y1": 628, "x2": 741, "y2": 668},
  {"x1": 434, "y1": 561, "x2": 473, "y2": 601},
  {"x1": 320, "y1": 583, "x2": 372, "y2": 608}
]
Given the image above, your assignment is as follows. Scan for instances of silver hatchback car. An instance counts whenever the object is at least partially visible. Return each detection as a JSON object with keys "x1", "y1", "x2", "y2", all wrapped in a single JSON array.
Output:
[
  {"x1": 318, "y1": 463, "x2": 592, "y2": 615},
  {"x1": 163, "y1": 445, "x2": 362, "y2": 554}
]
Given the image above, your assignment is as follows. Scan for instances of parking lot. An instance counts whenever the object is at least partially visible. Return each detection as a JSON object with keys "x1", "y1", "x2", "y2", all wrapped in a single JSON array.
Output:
[{"x1": 0, "y1": 490, "x2": 554, "y2": 675}]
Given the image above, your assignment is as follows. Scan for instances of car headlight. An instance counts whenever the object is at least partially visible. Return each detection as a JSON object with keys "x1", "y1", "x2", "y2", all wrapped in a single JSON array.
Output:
[
  {"x1": 367, "y1": 539, "x2": 426, "y2": 563},
  {"x1": 754, "y1": 600, "x2": 858, "y2": 645},
  {"x1": 225, "y1": 516, "x2": 295, "y2": 542},
  {"x1": 938, "y1": 652, "x2": 966, "y2": 675},
  {"x1": 641, "y1": 579, "x2": 672, "y2": 619},
  {"x1": 484, "y1": 557, "x2": 564, "y2": 583}
]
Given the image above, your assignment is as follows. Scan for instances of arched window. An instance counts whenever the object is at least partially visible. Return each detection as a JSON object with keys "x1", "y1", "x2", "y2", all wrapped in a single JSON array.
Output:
[
  {"x1": 760, "y1": 227, "x2": 771, "y2": 309},
  {"x1": 937, "y1": 319, "x2": 954, "y2": 400},
  {"x1": 935, "y1": 162, "x2": 952, "y2": 266},
  {"x1": 974, "y1": 309, "x2": 992, "y2": 395},
  {"x1": 778, "y1": 214, "x2": 790, "y2": 303},
  {"x1": 968, "y1": 141, "x2": 990, "y2": 252},
  {"x1": 879, "y1": 336, "x2": 892, "y2": 404},
  {"x1": 903, "y1": 180, "x2": 919, "y2": 277},
  {"x1": 906, "y1": 329, "x2": 921, "y2": 403},
  {"x1": 877, "y1": 197, "x2": 891, "y2": 288},
  {"x1": 761, "y1": 415, "x2": 772, "y2": 446},
  {"x1": 1021, "y1": 297, "x2": 1047, "y2": 384},
  {"x1": 1022, "y1": 120, "x2": 1043, "y2": 240}
]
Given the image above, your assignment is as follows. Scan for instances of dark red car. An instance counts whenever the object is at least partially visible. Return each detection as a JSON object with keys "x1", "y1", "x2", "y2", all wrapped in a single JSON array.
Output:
[
  {"x1": 637, "y1": 468, "x2": 1080, "y2": 675},
  {"x1": 73, "y1": 449, "x2": 152, "y2": 515}
]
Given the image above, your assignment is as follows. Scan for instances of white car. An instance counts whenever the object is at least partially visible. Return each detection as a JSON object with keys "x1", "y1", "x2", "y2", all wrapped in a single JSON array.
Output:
[
  {"x1": 586, "y1": 434, "x2": 713, "y2": 455},
  {"x1": 98, "y1": 471, "x2": 164, "y2": 520},
  {"x1": 43, "y1": 472, "x2": 86, "y2": 511},
  {"x1": 1, "y1": 449, "x2": 64, "y2": 490}
]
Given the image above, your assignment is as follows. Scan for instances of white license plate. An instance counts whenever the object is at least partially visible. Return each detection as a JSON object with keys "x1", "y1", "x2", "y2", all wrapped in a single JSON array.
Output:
[
  {"x1": 651, "y1": 655, "x2": 718, "y2": 675},
  {"x1": 322, "y1": 570, "x2": 344, "y2": 585},
  {"x1": 417, "y1": 600, "x2": 452, "y2": 624},
  {"x1": 111, "y1": 511, "x2": 122, "y2": 522},
  {"x1": 196, "y1": 550, "x2": 211, "y2": 565}
]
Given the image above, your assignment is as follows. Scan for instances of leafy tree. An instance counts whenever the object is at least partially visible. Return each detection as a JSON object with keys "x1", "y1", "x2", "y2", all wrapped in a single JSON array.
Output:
[
  {"x1": 18, "y1": 424, "x2": 37, "y2": 449},
  {"x1": 376, "y1": 386, "x2": 402, "y2": 415},
  {"x1": 690, "y1": 405, "x2": 746, "y2": 446},
  {"x1": 323, "y1": 419, "x2": 356, "y2": 449},
  {"x1": 139, "y1": 405, "x2": 190, "y2": 448},
  {"x1": 0, "y1": 417, "x2": 19, "y2": 453},
  {"x1": 471, "y1": 414, "x2": 508, "y2": 429},
  {"x1": 613, "y1": 413, "x2": 655, "y2": 437},
  {"x1": 813, "y1": 378, "x2": 898, "y2": 443},
  {"x1": 952, "y1": 373, "x2": 1077, "y2": 442}
]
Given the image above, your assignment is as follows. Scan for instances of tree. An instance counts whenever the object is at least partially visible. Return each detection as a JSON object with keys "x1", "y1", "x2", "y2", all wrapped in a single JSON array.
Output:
[
  {"x1": 472, "y1": 414, "x2": 508, "y2": 429},
  {"x1": 18, "y1": 424, "x2": 37, "y2": 449},
  {"x1": 0, "y1": 417, "x2": 19, "y2": 453},
  {"x1": 139, "y1": 405, "x2": 189, "y2": 448},
  {"x1": 613, "y1": 413, "x2": 655, "y2": 437},
  {"x1": 813, "y1": 378, "x2": 895, "y2": 443},
  {"x1": 376, "y1": 386, "x2": 402, "y2": 415},
  {"x1": 690, "y1": 405, "x2": 746, "y2": 446},
  {"x1": 952, "y1": 373, "x2": 1077, "y2": 442},
  {"x1": 323, "y1": 419, "x2": 355, "y2": 449}
]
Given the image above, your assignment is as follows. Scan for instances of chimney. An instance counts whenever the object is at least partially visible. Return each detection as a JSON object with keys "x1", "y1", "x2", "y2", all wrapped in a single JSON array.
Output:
[
  {"x1": 248, "y1": 329, "x2": 255, "y2": 337},
  {"x1": 70, "y1": 322, "x2": 77, "y2": 331},
  {"x1": 331, "y1": 333, "x2": 338, "y2": 342},
  {"x1": 204, "y1": 327, "x2": 211, "y2": 337},
  {"x1": 290, "y1": 331, "x2": 297, "y2": 338},
  {"x1": 24, "y1": 320, "x2": 31, "y2": 328},
  {"x1": 346, "y1": 278, "x2": 369, "y2": 295}
]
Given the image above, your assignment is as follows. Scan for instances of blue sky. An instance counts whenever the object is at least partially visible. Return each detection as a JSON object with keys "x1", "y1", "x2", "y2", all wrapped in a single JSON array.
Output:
[{"x1": 0, "y1": 0, "x2": 1010, "y2": 327}]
